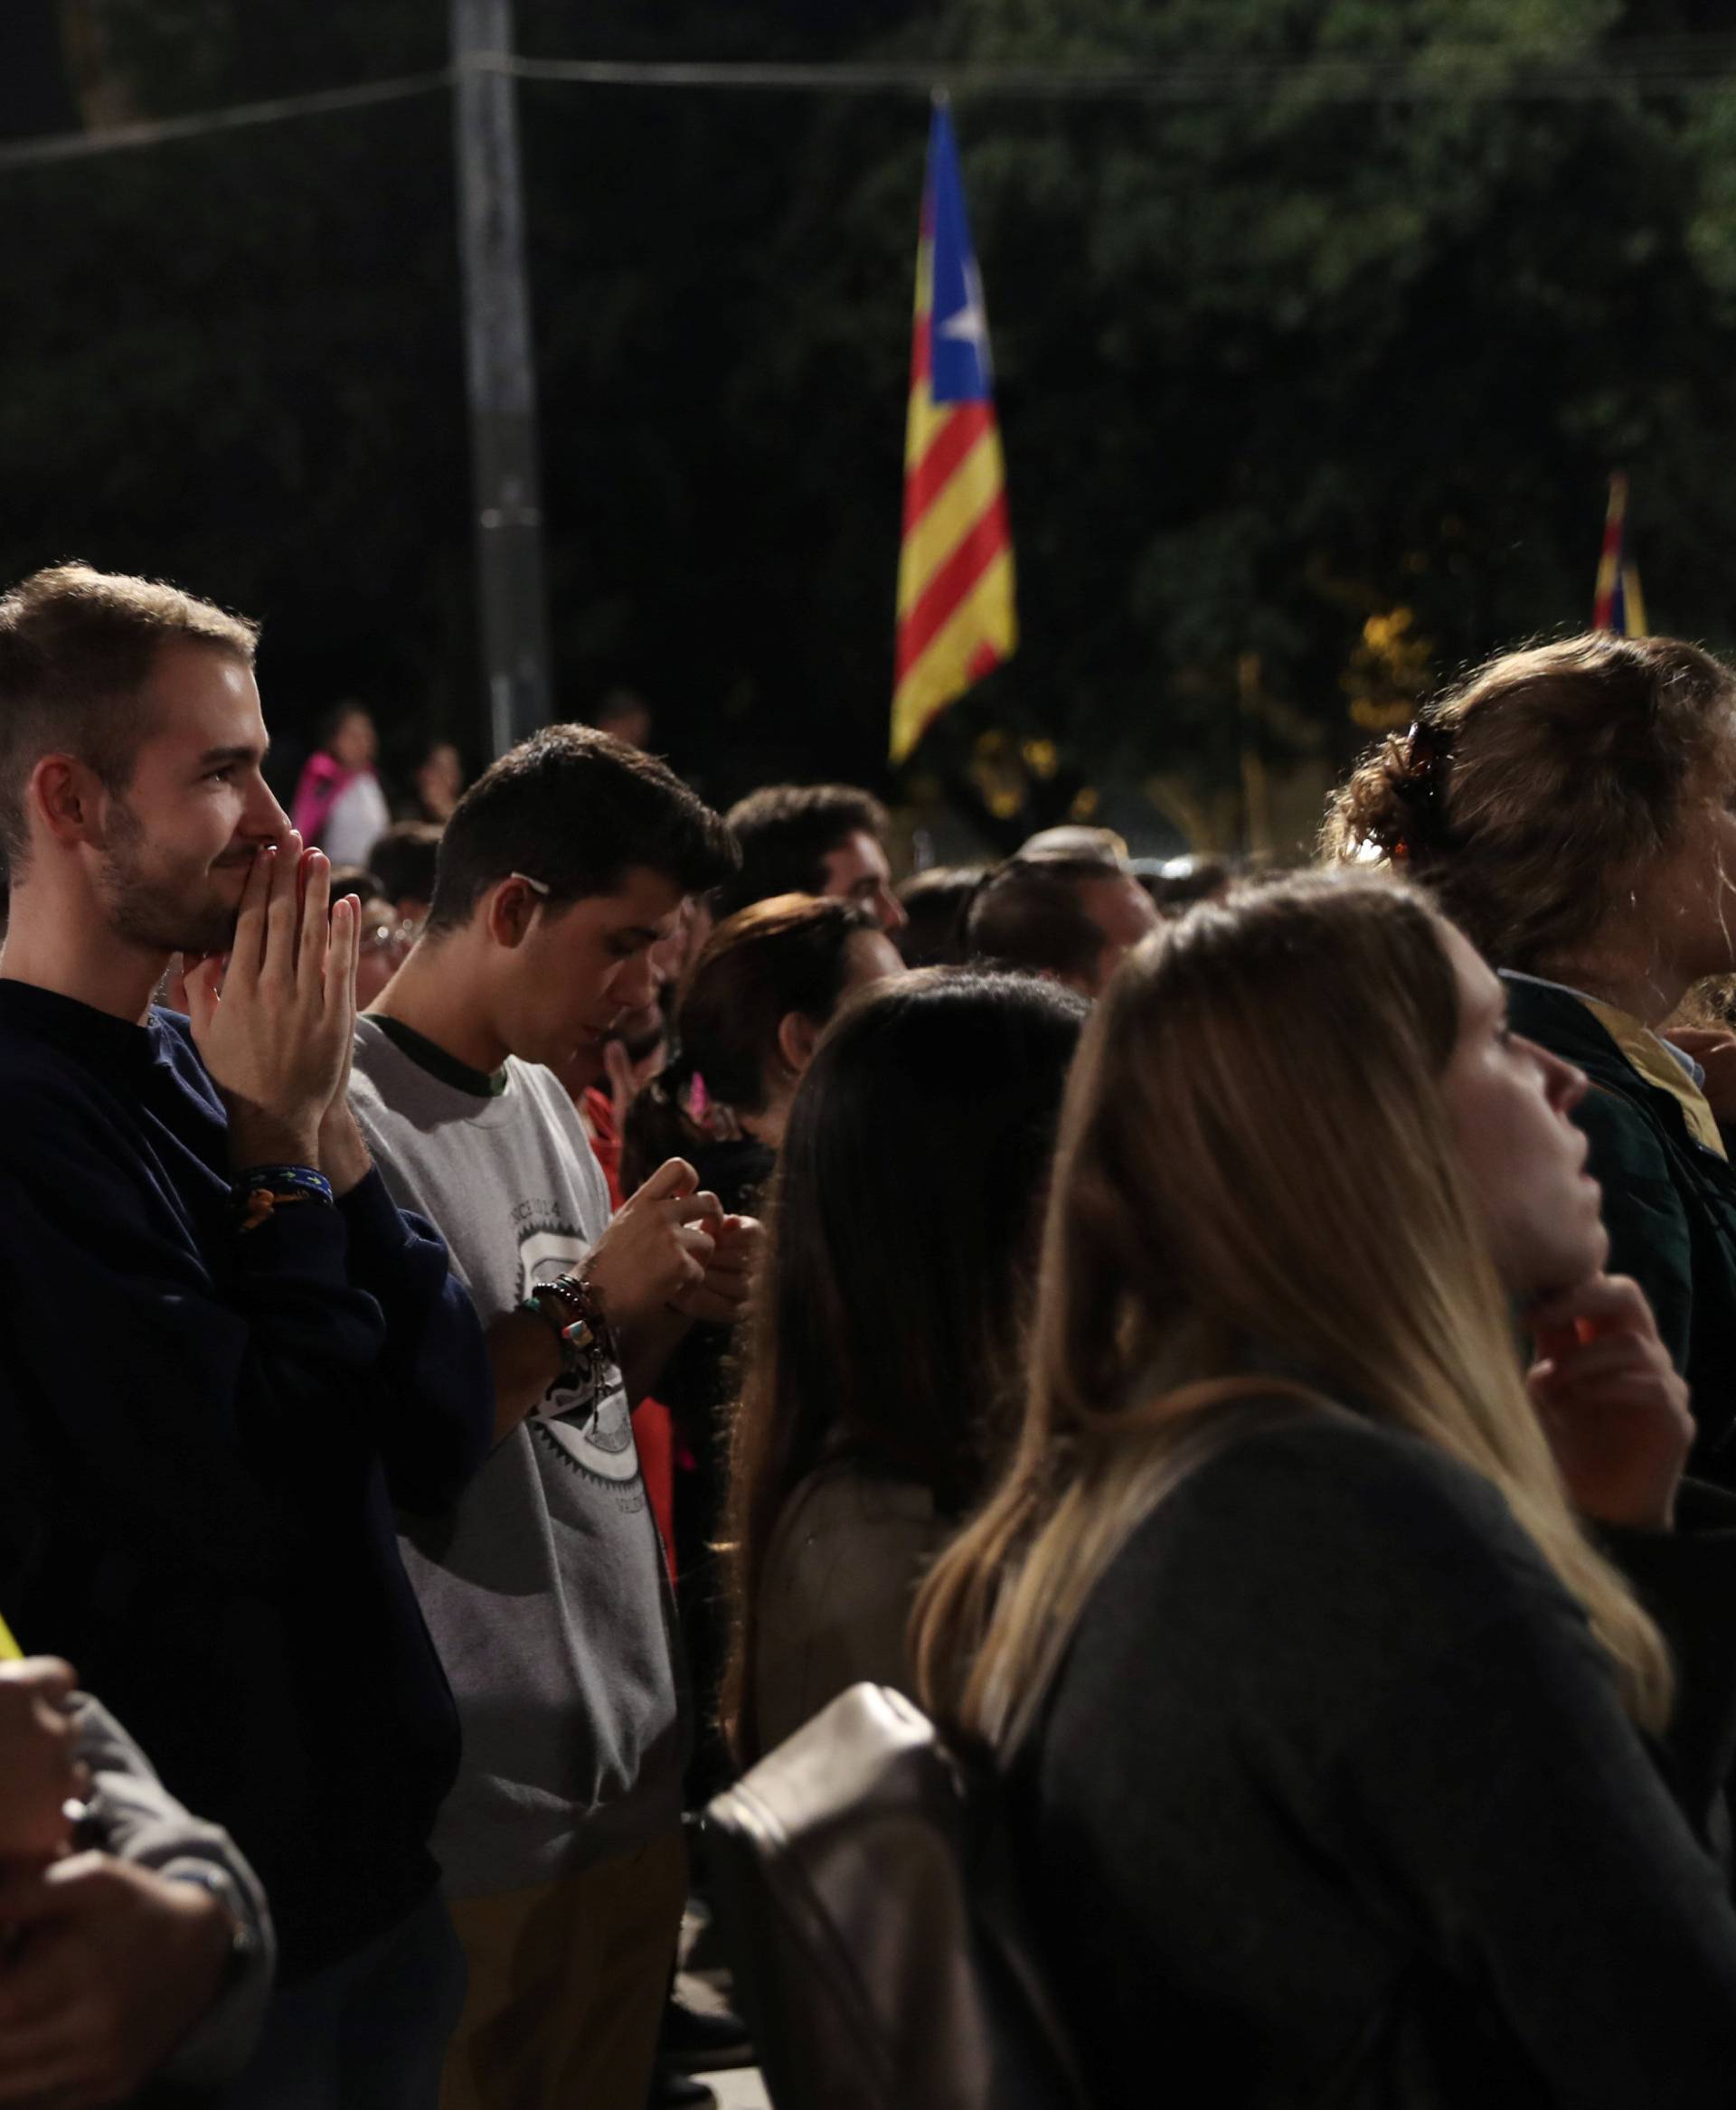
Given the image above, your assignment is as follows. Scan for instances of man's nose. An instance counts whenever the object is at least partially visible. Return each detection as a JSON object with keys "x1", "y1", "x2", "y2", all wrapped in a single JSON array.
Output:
[
  {"x1": 243, "y1": 776, "x2": 292, "y2": 843},
  {"x1": 617, "y1": 951, "x2": 658, "y2": 1009}
]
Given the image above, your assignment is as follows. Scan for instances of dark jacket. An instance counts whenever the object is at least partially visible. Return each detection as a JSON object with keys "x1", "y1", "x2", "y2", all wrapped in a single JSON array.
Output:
[
  {"x1": 1020, "y1": 1412, "x2": 1736, "y2": 2108},
  {"x1": 1503, "y1": 974, "x2": 1736, "y2": 1479},
  {"x1": 0, "y1": 984, "x2": 493, "y2": 1983}
]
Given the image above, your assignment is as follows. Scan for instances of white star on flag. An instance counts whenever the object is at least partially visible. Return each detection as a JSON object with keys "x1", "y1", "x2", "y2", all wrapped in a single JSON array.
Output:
[{"x1": 937, "y1": 259, "x2": 994, "y2": 381}]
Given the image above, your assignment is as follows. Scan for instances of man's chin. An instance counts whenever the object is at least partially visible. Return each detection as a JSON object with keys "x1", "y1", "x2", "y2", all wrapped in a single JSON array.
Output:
[{"x1": 116, "y1": 906, "x2": 240, "y2": 957}]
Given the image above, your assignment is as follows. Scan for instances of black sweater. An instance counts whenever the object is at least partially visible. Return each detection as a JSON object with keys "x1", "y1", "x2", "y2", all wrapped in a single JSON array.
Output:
[
  {"x1": 1502, "y1": 975, "x2": 1736, "y2": 1478},
  {"x1": 1017, "y1": 1414, "x2": 1736, "y2": 2108},
  {"x1": 0, "y1": 983, "x2": 492, "y2": 1983}
]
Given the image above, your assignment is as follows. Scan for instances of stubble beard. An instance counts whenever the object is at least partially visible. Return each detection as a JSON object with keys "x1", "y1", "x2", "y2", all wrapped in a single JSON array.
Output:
[{"x1": 100, "y1": 802, "x2": 241, "y2": 957}]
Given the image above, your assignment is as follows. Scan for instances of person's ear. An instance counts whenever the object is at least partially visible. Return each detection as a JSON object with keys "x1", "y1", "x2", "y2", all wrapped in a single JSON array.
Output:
[
  {"x1": 775, "y1": 1009, "x2": 823, "y2": 1079},
  {"x1": 28, "y1": 755, "x2": 105, "y2": 850},
  {"x1": 484, "y1": 875, "x2": 547, "y2": 951}
]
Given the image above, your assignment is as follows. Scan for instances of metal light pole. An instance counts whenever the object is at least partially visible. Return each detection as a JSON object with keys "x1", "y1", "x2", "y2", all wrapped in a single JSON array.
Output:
[{"x1": 450, "y1": 0, "x2": 552, "y2": 757}]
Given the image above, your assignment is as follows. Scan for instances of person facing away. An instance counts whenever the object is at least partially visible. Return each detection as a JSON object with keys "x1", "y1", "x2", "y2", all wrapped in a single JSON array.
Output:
[
  {"x1": 718, "y1": 782, "x2": 909, "y2": 936},
  {"x1": 291, "y1": 700, "x2": 392, "y2": 867},
  {"x1": 0, "y1": 1653, "x2": 274, "y2": 2104},
  {"x1": 893, "y1": 864, "x2": 987, "y2": 968},
  {"x1": 964, "y1": 852, "x2": 1159, "y2": 998},
  {"x1": 0, "y1": 563, "x2": 493, "y2": 2105},
  {"x1": 368, "y1": 817, "x2": 445, "y2": 928},
  {"x1": 343, "y1": 725, "x2": 757, "y2": 2110},
  {"x1": 722, "y1": 969, "x2": 1087, "y2": 1769},
  {"x1": 624, "y1": 894, "x2": 903, "y2": 1780},
  {"x1": 914, "y1": 870, "x2": 1736, "y2": 2109},
  {"x1": 1325, "y1": 633, "x2": 1736, "y2": 1476}
]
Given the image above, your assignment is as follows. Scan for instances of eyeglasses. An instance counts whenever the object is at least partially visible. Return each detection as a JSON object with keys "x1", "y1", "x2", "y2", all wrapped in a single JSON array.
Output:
[
  {"x1": 360, "y1": 918, "x2": 419, "y2": 961},
  {"x1": 511, "y1": 871, "x2": 551, "y2": 897}
]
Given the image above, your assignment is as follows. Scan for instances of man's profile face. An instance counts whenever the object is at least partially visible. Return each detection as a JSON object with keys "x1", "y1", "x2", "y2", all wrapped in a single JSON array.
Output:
[
  {"x1": 819, "y1": 828, "x2": 907, "y2": 937},
  {"x1": 509, "y1": 863, "x2": 686, "y2": 1078},
  {"x1": 95, "y1": 639, "x2": 289, "y2": 956}
]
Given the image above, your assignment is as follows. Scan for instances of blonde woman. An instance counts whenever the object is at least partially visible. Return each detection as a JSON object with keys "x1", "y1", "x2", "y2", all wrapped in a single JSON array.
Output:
[{"x1": 914, "y1": 872, "x2": 1736, "y2": 2107}]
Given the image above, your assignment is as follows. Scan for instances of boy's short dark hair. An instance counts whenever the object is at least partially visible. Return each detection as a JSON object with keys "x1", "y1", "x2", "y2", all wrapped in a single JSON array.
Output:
[
  {"x1": 719, "y1": 783, "x2": 889, "y2": 916},
  {"x1": 368, "y1": 820, "x2": 444, "y2": 909},
  {"x1": 964, "y1": 857, "x2": 1113, "y2": 984},
  {"x1": 424, "y1": 724, "x2": 737, "y2": 933},
  {"x1": 0, "y1": 562, "x2": 259, "y2": 872}
]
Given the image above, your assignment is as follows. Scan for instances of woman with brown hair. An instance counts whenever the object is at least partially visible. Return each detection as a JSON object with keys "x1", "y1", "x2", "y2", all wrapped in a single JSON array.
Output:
[
  {"x1": 914, "y1": 872, "x2": 1736, "y2": 2106},
  {"x1": 722, "y1": 971, "x2": 1087, "y2": 1766},
  {"x1": 625, "y1": 893, "x2": 901, "y2": 1210},
  {"x1": 625, "y1": 894, "x2": 903, "y2": 1784},
  {"x1": 1324, "y1": 632, "x2": 1736, "y2": 1470}
]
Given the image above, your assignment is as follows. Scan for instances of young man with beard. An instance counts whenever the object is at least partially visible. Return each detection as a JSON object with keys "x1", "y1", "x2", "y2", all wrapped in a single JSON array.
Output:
[
  {"x1": 0, "y1": 565, "x2": 493, "y2": 2105},
  {"x1": 344, "y1": 728, "x2": 753, "y2": 2110}
]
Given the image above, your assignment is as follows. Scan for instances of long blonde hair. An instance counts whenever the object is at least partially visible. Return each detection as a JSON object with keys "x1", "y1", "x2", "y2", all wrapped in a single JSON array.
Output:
[{"x1": 912, "y1": 870, "x2": 1673, "y2": 1753}]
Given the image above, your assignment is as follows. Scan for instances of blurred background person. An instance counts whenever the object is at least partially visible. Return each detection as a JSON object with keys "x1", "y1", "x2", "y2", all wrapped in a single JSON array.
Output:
[
  {"x1": 290, "y1": 701, "x2": 391, "y2": 867},
  {"x1": 407, "y1": 738, "x2": 466, "y2": 826},
  {"x1": 894, "y1": 865, "x2": 987, "y2": 968},
  {"x1": 722, "y1": 970, "x2": 1086, "y2": 1767},
  {"x1": 368, "y1": 818, "x2": 445, "y2": 930},
  {"x1": 719, "y1": 784, "x2": 907, "y2": 937},
  {"x1": 1018, "y1": 824, "x2": 1129, "y2": 866},
  {"x1": 965, "y1": 852, "x2": 1158, "y2": 997},
  {"x1": 590, "y1": 688, "x2": 655, "y2": 753}
]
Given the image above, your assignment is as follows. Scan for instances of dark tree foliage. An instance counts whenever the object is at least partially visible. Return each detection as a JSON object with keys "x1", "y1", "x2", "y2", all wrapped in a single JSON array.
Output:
[{"x1": 1, "y1": 0, "x2": 1733, "y2": 826}]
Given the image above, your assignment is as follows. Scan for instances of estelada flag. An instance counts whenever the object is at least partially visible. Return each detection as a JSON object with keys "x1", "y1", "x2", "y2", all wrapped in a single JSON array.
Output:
[
  {"x1": 1592, "y1": 471, "x2": 1647, "y2": 637},
  {"x1": 892, "y1": 96, "x2": 1016, "y2": 763}
]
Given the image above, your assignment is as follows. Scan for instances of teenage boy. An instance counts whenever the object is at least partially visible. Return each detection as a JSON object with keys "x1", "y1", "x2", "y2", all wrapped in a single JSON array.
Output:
[
  {"x1": 346, "y1": 727, "x2": 750, "y2": 2110},
  {"x1": 719, "y1": 780, "x2": 908, "y2": 935},
  {"x1": 0, "y1": 564, "x2": 493, "y2": 2104}
]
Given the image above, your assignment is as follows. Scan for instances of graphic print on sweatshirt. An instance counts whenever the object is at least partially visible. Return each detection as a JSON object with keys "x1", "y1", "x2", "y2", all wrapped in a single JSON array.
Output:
[{"x1": 517, "y1": 1220, "x2": 642, "y2": 1501}]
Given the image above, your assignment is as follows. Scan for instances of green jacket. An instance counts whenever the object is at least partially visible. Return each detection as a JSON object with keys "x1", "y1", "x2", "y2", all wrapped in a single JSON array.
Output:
[{"x1": 1504, "y1": 975, "x2": 1736, "y2": 1480}]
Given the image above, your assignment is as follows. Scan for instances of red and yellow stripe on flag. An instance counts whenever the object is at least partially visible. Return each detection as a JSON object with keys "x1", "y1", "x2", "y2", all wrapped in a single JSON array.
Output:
[
  {"x1": 1592, "y1": 471, "x2": 1647, "y2": 638},
  {"x1": 892, "y1": 99, "x2": 1015, "y2": 764}
]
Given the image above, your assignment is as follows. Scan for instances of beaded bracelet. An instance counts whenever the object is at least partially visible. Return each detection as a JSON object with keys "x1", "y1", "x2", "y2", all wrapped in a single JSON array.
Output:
[
  {"x1": 231, "y1": 1163, "x2": 335, "y2": 1235},
  {"x1": 521, "y1": 1275, "x2": 614, "y2": 1396},
  {"x1": 529, "y1": 1273, "x2": 617, "y2": 1361}
]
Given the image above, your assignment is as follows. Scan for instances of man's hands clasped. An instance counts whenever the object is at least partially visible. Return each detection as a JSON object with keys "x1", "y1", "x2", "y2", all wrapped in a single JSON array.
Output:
[{"x1": 184, "y1": 832, "x2": 369, "y2": 1190}]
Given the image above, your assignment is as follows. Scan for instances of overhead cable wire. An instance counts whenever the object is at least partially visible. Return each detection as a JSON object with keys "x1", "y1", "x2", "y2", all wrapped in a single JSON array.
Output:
[
  {"x1": 3, "y1": 42, "x2": 1736, "y2": 175},
  {"x1": 0, "y1": 68, "x2": 448, "y2": 173},
  {"x1": 503, "y1": 44, "x2": 1736, "y2": 99}
]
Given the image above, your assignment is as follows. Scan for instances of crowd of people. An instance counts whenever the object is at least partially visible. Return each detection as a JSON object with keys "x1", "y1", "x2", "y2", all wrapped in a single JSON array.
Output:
[{"x1": 5, "y1": 567, "x2": 1736, "y2": 2107}]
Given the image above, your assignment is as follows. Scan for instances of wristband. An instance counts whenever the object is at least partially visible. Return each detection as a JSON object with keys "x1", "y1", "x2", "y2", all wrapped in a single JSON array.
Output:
[
  {"x1": 529, "y1": 1272, "x2": 617, "y2": 1361},
  {"x1": 522, "y1": 1275, "x2": 615, "y2": 1399},
  {"x1": 231, "y1": 1163, "x2": 335, "y2": 1234}
]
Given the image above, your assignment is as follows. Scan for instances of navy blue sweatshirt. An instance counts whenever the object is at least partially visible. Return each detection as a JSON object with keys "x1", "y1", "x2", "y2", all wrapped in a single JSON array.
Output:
[{"x1": 0, "y1": 982, "x2": 492, "y2": 1983}]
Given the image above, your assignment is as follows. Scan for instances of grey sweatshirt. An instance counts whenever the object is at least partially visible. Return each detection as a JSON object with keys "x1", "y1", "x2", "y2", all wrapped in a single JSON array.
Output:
[
  {"x1": 348, "y1": 1018, "x2": 685, "y2": 1899},
  {"x1": 76, "y1": 1691, "x2": 275, "y2": 2096}
]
